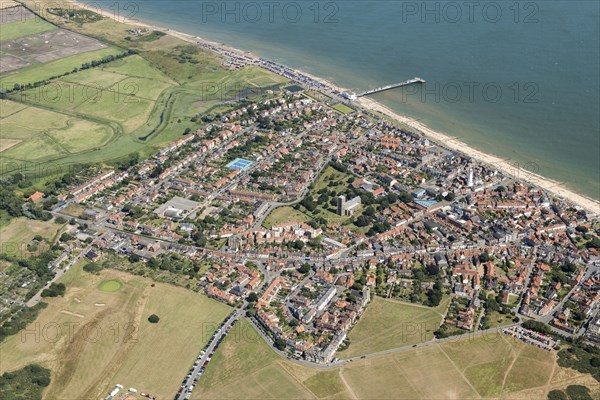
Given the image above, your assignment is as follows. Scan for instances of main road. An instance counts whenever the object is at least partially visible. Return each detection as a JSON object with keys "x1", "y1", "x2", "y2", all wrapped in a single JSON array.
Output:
[{"x1": 177, "y1": 310, "x2": 242, "y2": 399}]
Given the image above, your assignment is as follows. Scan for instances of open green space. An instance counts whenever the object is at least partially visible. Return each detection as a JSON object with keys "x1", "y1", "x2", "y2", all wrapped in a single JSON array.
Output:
[
  {"x1": 0, "y1": 217, "x2": 65, "y2": 257},
  {"x1": 0, "y1": 18, "x2": 57, "y2": 41},
  {"x1": 262, "y1": 206, "x2": 310, "y2": 228},
  {"x1": 331, "y1": 103, "x2": 354, "y2": 114},
  {"x1": 101, "y1": 54, "x2": 175, "y2": 83},
  {"x1": 484, "y1": 309, "x2": 514, "y2": 329},
  {"x1": 0, "y1": 102, "x2": 115, "y2": 162},
  {"x1": 0, "y1": 262, "x2": 231, "y2": 399},
  {"x1": 196, "y1": 318, "x2": 583, "y2": 399},
  {"x1": 337, "y1": 296, "x2": 449, "y2": 358},
  {"x1": 0, "y1": 98, "x2": 27, "y2": 117}
]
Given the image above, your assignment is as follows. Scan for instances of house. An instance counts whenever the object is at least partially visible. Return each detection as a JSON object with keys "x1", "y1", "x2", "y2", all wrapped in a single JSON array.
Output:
[
  {"x1": 28, "y1": 191, "x2": 45, "y2": 203},
  {"x1": 85, "y1": 249, "x2": 101, "y2": 262}
]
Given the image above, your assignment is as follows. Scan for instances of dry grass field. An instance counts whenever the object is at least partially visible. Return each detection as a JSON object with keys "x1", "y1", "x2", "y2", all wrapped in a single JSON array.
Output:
[
  {"x1": 196, "y1": 319, "x2": 600, "y2": 400},
  {"x1": 0, "y1": 263, "x2": 231, "y2": 399},
  {"x1": 337, "y1": 296, "x2": 450, "y2": 358},
  {"x1": 0, "y1": 217, "x2": 65, "y2": 257}
]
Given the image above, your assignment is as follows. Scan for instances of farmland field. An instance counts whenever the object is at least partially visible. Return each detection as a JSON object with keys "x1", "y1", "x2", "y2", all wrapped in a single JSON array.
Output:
[
  {"x1": 1, "y1": 47, "x2": 122, "y2": 86},
  {"x1": 0, "y1": 101, "x2": 115, "y2": 162},
  {"x1": 0, "y1": 263, "x2": 231, "y2": 399},
  {"x1": 0, "y1": 1, "x2": 20, "y2": 10},
  {"x1": 196, "y1": 319, "x2": 599, "y2": 399},
  {"x1": 0, "y1": 17, "x2": 57, "y2": 41},
  {"x1": 337, "y1": 296, "x2": 450, "y2": 358},
  {"x1": 0, "y1": 98, "x2": 27, "y2": 117}
]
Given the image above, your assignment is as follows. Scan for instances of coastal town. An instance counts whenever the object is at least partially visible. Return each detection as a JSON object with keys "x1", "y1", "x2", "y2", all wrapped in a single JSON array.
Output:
[
  {"x1": 1, "y1": 2, "x2": 599, "y2": 399},
  {"x1": 11, "y1": 83, "x2": 597, "y2": 375}
]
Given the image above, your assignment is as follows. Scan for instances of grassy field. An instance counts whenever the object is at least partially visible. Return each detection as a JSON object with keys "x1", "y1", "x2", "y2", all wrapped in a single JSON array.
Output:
[
  {"x1": 262, "y1": 206, "x2": 310, "y2": 228},
  {"x1": 0, "y1": 101, "x2": 115, "y2": 163},
  {"x1": 0, "y1": 18, "x2": 57, "y2": 41},
  {"x1": 1, "y1": 47, "x2": 123, "y2": 86},
  {"x1": 98, "y1": 279, "x2": 122, "y2": 292},
  {"x1": 313, "y1": 165, "x2": 352, "y2": 193},
  {"x1": 196, "y1": 319, "x2": 598, "y2": 399},
  {"x1": 0, "y1": 138, "x2": 21, "y2": 152},
  {"x1": 0, "y1": 98, "x2": 27, "y2": 117},
  {"x1": 0, "y1": 217, "x2": 65, "y2": 257},
  {"x1": 484, "y1": 310, "x2": 514, "y2": 329},
  {"x1": 195, "y1": 319, "x2": 317, "y2": 400},
  {"x1": 337, "y1": 296, "x2": 450, "y2": 358},
  {"x1": 330, "y1": 103, "x2": 354, "y2": 114},
  {"x1": 0, "y1": 263, "x2": 231, "y2": 399}
]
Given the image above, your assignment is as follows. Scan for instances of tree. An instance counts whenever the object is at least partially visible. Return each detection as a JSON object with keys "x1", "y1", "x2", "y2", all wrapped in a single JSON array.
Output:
[
  {"x1": 586, "y1": 236, "x2": 600, "y2": 250},
  {"x1": 59, "y1": 233, "x2": 73, "y2": 242},
  {"x1": 565, "y1": 385, "x2": 592, "y2": 400},
  {"x1": 426, "y1": 263, "x2": 439, "y2": 276},
  {"x1": 522, "y1": 319, "x2": 551, "y2": 334},
  {"x1": 274, "y1": 338, "x2": 286, "y2": 350},
  {"x1": 54, "y1": 216, "x2": 66, "y2": 224},
  {"x1": 486, "y1": 298, "x2": 500, "y2": 312},
  {"x1": 386, "y1": 192, "x2": 398, "y2": 203},
  {"x1": 41, "y1": 283, "x2": 66, "y2": 297},
  {"x1": 445, "y1": 192, "x2": 456, "y2": 201},
  {"x1": 298, "y1": 263, "x2": 311, "y2": 274},
  {"x1": 148, "y1": 314, "x2": 160, "y2": 323},
  {"x1": 363, "y1": 206, "x2": 375, "y2": 217},
  {"x1": 561, "y1": 263, "x2": 577, "y2": 273},
  {"x1": 300, "y1": 197, "x2": 317, "y2": 212},
  {"x1": 547, "y1": 390, "x2": 568, "y2": 400},
  {"x1": 247, "y1": 292, "x2": 259, "y2": 302},
  {"x1": 426, "y1": 288, "x2": 443, "y2": 306},
  {"x1": 399, "y1": 192, "x2": 413, "y2": 203},
  {"x1": 355, "y1": 215, "x2": 370, "y2": 227}
]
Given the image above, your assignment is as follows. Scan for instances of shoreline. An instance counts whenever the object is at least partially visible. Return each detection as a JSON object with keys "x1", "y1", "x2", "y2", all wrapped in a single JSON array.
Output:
[{"x1": 69, "y1": 0, "x2": 600, "y2": 214}]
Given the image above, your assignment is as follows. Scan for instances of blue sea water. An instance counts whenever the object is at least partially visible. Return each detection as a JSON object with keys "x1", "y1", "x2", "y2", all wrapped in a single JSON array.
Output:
[{"x1": 100, "y1": 0, "x2": 600, "y2": 199}]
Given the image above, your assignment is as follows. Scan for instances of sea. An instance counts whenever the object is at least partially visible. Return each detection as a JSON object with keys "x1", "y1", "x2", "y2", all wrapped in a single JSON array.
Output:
[{"x1": 96, "y1": 0, "x2": 600, "y2": 199}]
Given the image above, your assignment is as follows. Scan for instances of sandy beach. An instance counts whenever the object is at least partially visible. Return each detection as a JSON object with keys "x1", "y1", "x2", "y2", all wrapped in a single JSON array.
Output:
[
  {"x1": 356, "y1": 97, "x2": 600, "y2": 214},
  {"x1": 68, "y1": 0, "x2": 600, "y2": 214}
]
